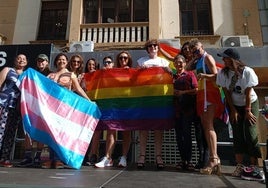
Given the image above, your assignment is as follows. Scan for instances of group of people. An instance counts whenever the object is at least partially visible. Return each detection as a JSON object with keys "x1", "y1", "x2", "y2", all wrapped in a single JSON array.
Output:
[
  {"x1": 185, "y1": 39, "x2": 263, "y2": 181},
  {"x1": 0, "y1": 39, "x2": 264, "y2": 181}
]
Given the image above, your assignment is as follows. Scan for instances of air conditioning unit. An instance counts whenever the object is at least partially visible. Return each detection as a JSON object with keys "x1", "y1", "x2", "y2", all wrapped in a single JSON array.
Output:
[
  {"x1": 69, "y1": 41, "x2": 94, "y2": 52},
  {"x1": 221, "y1": 35, "x2": 250, "y2": 47}
]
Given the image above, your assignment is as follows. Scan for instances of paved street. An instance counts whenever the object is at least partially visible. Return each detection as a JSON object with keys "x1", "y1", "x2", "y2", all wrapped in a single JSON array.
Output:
[{"x1": 0, "y1": 163, "x2": 266, "y2": 188}]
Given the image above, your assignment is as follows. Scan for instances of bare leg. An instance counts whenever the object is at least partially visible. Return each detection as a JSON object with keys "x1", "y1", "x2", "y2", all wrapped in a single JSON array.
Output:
[
  {"x1": 105, "y1": 130, "x2": 116, "y2": 159},
  {"x1": 24, "y1": 134, "x2": 32, "y2": 150},
  {"x1": 155, "y1": 130, "x2": 164, "y2": 168},
  {"x1": 154, "y1": 130, "x2": 163, "y2": 156},
  {"x1": 139, "y1": 130, "x2": 148, "y2": 156},
  {"x1": 250, "y1": 156, "x2": 258, "y2": 166},
  {"x1": 122, "y1": 131, "x2": 131, "y2": 157},
  {"x1": 235, "y1": 153, "x2": 244, "y2": 164},
  {"x1": 137, "y1": 130, "x2": 148, "y2": 165},
  {"x1": 19, "y1": 134, "x2": 33, "y2": 165},
  {"x1": 200, "y1": 104, "x2": 218, "y2": 167},
  {"x1": 34, "y1": 142, "x2": 44, "y2": 161},
  {"x1": 22, "y1": 135, "x2": 33, "y2": 159},
  {"x1": 36, "y1": 142, "x2": 44, "y2": 151},
  {"x1": 90, "y1": 130, "x2": 101, "y2": 157}
]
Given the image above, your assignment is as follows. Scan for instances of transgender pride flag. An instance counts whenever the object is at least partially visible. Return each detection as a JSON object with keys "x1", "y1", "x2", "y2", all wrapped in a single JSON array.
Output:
[
  {"x1": 17, "y1": 68, "x2": 101, "y2": 169},
  {"x1": 84, "y1": 67, "x2": 174, "y2": 130}
]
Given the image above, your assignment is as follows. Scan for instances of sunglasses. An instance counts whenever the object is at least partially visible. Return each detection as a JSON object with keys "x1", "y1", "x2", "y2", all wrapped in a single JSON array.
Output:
[
  {"x1": 119, "y1": 56, "x2": 128, "y2": 60},
  {"x1": 193, "y1": 49, "x2": 201, "y2": 55},
  {"x1": 103, "y1": 60, "x2": 112, "y2": 64},
  {"x1": 148, "y1": 44, "x2": 158, "y2": 48},
  {"x1": 72, "y1": 60, "x2": 80, "y2": 63}
]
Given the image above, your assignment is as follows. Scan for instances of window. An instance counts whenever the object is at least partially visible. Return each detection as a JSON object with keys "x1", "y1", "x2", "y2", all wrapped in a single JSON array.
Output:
[
  {"x1": 258, "y1": 0, "x2": 268, "y2": 44},
  {"x1": 179, "y1": 0, "x2": 213, "y2": 35},
  {"x1": 83, "y1": 0, "x2": 148, "y2": 23},
  {"x1": 37, "y1": 1, "x2": 69, "y2": 40}
]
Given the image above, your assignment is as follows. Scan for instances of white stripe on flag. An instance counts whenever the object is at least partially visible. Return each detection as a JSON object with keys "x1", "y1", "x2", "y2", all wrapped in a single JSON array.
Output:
[{"x1": 21, "y1": 88, "x2": 94, "y2": 143}]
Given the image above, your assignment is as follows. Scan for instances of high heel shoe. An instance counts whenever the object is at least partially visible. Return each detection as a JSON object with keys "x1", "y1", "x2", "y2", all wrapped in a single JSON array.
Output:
[
  {"x1": 137, "y1": 155, "x2": 145, "y2": 169},
  {"x1": 200, "y1": 157, "x2": 221, "y2": 176},
  {"x1": 156, "y1": 155, "x2": 165, "y2": 169}
]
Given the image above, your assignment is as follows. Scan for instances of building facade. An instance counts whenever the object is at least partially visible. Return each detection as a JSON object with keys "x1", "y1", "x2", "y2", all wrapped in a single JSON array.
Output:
[
  {"x1": 0, "y1": 0, "x2": 267, "y2": 49},
  {"x1": 0, "y1": 0, "x2": 268, "y2": 164}
]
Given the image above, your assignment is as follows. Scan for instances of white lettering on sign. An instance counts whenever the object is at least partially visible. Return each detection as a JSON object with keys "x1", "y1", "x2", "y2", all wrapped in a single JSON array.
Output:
[{"x1": 0, "y1": 51, "x2": 7, "y2": 67}]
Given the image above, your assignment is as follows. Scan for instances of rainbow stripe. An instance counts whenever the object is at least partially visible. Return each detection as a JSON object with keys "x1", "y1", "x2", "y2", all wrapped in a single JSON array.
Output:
[{"x1": 84, "y1": 67, "x2": 174, "y2": 130}]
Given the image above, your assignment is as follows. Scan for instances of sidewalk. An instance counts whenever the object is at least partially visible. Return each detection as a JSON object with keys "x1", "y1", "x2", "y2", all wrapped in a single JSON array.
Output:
[{"x1": 0, "y1": 163, "x2": 265, "y2": 188}]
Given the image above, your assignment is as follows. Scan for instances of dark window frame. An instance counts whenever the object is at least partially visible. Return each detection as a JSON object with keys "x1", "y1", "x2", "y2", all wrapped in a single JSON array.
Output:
[
  {"x1": 83, "y1": 0, "x2": 148, "y2": 23},
  {"x1": 258, "y1": 0, "x2": 268, "y2": 44},
  {"x1": 179, "y1": 0, "x2": 213, "y2": 36},
  {"x1": 37, "y1": 1, "x2": 69, "y2": 40}
]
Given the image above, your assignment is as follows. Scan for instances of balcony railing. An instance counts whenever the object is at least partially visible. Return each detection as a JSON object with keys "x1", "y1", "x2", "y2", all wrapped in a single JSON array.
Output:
[{"x1": 80, "y1": 22, "x2": 149, "y2": 49}]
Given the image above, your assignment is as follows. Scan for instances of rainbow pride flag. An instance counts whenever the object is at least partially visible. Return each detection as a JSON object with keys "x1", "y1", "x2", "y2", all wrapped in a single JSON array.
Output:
[
  {"x1": 17, "y1": 68, "x2": 101, "y2": 169},
  {"x1": 158, "y1": 43, "x2": 180, "y2": 72},
  {"x1": 84, "y1": 67, "x2": 174, "y2": 130}
]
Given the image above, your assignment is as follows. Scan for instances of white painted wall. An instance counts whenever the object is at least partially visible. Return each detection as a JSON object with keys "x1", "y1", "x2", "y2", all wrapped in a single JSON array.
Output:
[
  {"x1": 212, "y1": 0, "x2": 234, "y2": 35},
  {"x1": 11, "y1": 0, "x2": 237, "y2": 48},
  {"x1": 158, "y1": 0, "x2": 235, "y2": 48},
  {"x1": 159, "y1": 0, "x2": 180, "y2": 39},
  {"x1": 13, "y1": 0, "x2": 41, "y2": 44},
  {"x1": 210, "y1": 0, "x2": 235, "y2": 47}
]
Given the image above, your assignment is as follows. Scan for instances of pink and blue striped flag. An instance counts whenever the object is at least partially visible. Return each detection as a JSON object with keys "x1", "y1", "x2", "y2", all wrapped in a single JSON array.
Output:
[{"x1": 17, "y1": 68, "x2": 101, "y2": 169}]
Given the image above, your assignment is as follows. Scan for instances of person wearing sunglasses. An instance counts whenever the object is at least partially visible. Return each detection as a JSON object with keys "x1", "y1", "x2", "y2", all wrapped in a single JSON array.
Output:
[
  {"x1": 116, "y1": 51, "x2": 132, "y2": 68},
  {"x1": 136, "y1": 39, "x2": 171, "y2": 170},
  {"x1": 94, "y1": 56, "x2": 115, "y2": 168},
  {"x1": 86, "y1": 56, "x2": 115, "y2": 168},
  {"x1": 95, "y1": 52, "x2": 134, "y2": 168},
  {"x1": 102, "y1": 56, "x2": 114, "y2": 69},
  {"x1": 68, "y1": 54, "x2": 84, "y2": 85},
  {"x1": 115, "y1": 51, "x2": 133, "y2": 167},
  {"x1": 188, "y1": 39, "x2": 224, "y2": 175}
]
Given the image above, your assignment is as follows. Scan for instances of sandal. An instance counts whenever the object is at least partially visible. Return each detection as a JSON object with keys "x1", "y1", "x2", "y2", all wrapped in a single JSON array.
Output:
[
  {"x1": 176, "y1": 161, "x2": 186, "y2": 170},
  {"x1": 185, "y1": 161, "x2": 195, "y2": 171},
  {"x1": 137, "y1": 155, "x2": 145, "y2": 169},
  {"x1": 156, "y1": 155, "x2": 165, "y2": 169},
  {"x1": 200, "y1": 157, "x2": 221, "y2": 176}
]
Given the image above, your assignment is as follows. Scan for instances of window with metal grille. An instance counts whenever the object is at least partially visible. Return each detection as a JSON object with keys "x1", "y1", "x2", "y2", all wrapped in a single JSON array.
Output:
[
  {"x1": 179, "y1": 0, "x2": 213, "y2": 36},
  {"x1": 83, "y1": 0, "x2": 148, "y2": 23},
  {"x1": 37, "y1": 1, "x2": 69, "y2": 40}
]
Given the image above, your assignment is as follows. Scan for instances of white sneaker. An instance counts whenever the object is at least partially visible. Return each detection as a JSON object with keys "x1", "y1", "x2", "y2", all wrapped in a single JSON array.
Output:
[
  {"x1": 95, "y1": 157, "x2": 113, "y2": 168},
  {"x1": 118, "y1": 156, "x2": 127, "y2": 167}
]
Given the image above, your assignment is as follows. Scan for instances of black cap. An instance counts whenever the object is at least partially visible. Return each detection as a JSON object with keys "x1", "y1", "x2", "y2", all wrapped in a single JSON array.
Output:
[{"x1": 217, "y1": 48, "x2": 240, "y2": 60}]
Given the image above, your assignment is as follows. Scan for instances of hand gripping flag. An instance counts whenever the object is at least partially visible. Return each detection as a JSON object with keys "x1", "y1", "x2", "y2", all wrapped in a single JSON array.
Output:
[
  {"x1": 17, "y1": 68, "x2": 101, "y2": 169},
  {"x1": 84, "y1": 67, "x2": 174, "y2": 130}
]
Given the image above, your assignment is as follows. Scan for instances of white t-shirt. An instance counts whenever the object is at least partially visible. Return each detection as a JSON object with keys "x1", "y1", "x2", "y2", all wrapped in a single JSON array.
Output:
[
  {"x1": 137, "y1": 56, "x2": 170, "y2": 68},
  {"x1": 216, "y1": 66, "x2": 258, "y2": 106}
]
